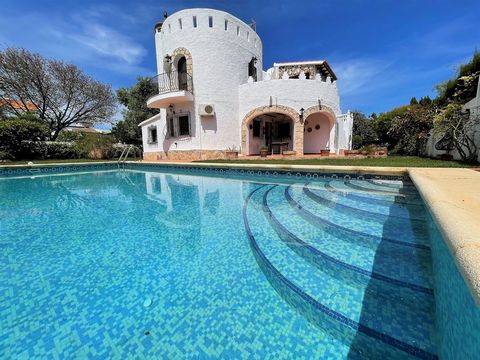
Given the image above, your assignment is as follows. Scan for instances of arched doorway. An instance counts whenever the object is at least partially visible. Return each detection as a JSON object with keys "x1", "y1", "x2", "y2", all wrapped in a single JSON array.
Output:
[
  {"x1": 303, "y1": 111, "x2": 335, "y2": 154},
  {"x1": 241, "y1": 105, "x2": 301, "y2": 156},
  {"x1": 248, "y1": 57, "x2": 257, "y2": 82},
  {"x1": 177, "y1": 56, "x2": 187, "y2": 91},
  {"x1": 247, "y1": 113, "x2": 294, "y2": 155}
]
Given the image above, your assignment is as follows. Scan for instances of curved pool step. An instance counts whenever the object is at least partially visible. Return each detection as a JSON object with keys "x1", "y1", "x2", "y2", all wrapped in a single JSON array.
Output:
[
  {"x1": 244, "y1": 185, "x2": 438, "y2": 360},
  {"x1": 265, "y1": 186, "x2": 433, "y2": 295},
  {"x1": 309, "y1": 181, "x2": 427, "y2": 221},
  {"x1": 276, "y1": 186, "x2": 434, "y2": 289},
  {"x1": 303, "y1": 183, "x2": 426, "y2": 223},
  {"x1": 344, "y1": 180, "x2": 420, "y2": 197},
  {"x1": 288, "y1": 185, "x2": 430, "y2": 248},
  {"x1": 324, "y1": 181, "x2": 425, "y2": 208},
  {"x1": 286, "y1": 185, "x2": 430, "y2": 251},
  {"x1": 367, "y1": 179, "x2": 417, "y2": 190}
]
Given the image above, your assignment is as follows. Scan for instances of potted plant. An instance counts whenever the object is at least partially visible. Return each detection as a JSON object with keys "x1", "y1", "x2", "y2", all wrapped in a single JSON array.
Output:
[
  {"x1": 225, "y1": 145, "x2": 238, "y2": 160},
  {"x1": 259, "y1": 146, "x2": 269, "y2": 158}
]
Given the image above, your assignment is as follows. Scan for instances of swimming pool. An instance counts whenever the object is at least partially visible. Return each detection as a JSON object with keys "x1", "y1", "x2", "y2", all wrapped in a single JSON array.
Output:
[{"x1": 0, "y1": 165, "x2": 465, "y2": 358}]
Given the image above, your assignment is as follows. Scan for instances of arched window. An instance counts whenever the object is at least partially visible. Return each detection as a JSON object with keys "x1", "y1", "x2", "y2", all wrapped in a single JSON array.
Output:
[
  {"x1": 248, "y1": 57, "x2": 257, "y2": 82},
  {"x1": 177, "y1": 56, "x2": 187, "y2": 90}
]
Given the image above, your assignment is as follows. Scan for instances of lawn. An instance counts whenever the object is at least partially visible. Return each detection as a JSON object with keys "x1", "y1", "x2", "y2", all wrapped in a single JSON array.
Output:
[{"x1": 195, "y1": 156, "x2": 477, "y2": 168}]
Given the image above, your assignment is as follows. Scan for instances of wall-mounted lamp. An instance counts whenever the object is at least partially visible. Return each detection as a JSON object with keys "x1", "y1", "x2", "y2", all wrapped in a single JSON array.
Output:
[
  {"x1": 252, "y1": 56, "x2": 258, "y2": 64},
  {"x1": 300, "y1": 107, "x2": 305, "y2": 122},
  {"x1": 168, "y1": 104, "x2": 175, "y2": 114},
  {"x1": 164, "y1": 54, "x2": 172, "y2": 64}
]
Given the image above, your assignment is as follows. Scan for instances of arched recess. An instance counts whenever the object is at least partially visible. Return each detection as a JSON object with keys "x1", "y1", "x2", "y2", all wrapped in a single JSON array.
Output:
[
  {"x1": 303, "y1": 105, "x2": 337, "y2": 153},
  {"x1": 171, "y1": 47, "x2": 193, "y2": 77},
  {"x1": 241, "y1": 105, "x2": 302, "y2": 155}
]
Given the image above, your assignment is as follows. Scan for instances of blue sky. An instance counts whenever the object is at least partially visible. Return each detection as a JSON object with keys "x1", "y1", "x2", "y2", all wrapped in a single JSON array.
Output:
[{"x1": 0, "y1": 0, "x2": 479, "y2": 119}]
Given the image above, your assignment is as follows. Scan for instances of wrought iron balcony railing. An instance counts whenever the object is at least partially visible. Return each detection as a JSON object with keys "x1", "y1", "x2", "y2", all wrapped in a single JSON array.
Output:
[{"x1": 150, "y1": 71, "x2": 194, "y2": 96}]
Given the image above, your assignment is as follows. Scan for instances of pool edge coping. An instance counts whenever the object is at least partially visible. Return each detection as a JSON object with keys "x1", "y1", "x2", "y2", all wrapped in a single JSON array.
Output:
[
  {"x1": 408, "y1": 168, "x2": 480, "y2": 306},
  {"x1": 1, "y1": 160, "x2": 479, "y2": 305}
]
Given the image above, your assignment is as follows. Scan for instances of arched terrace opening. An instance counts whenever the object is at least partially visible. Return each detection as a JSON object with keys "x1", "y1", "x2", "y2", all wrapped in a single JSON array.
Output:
[
  {"x1": 302, "y1": 106, "x2": 337, "y2": 154},
  {"x1": 247, "y1": 113, "x2": 295, "y2": 155},
  {"x1": 241, "y1": 105, "x2": 301, "y2": 156}
]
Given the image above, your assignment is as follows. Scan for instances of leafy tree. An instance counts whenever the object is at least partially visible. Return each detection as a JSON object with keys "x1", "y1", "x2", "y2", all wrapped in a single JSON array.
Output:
[
  {"x1": 0, "y1": 47, "x2": 116, "y2": 140},
  {"x1": 112, "y1": 76, "x2": 158, "y2": 145},
  {"x1": 351, "y1": 111, "x2": 377, "y2": 149},
  {"x1": 375, "y1": 107, "x2": 409, "y2": 149},
  {"x1": 434, "y1": 103, "x2": 479, "y2": 163},
  {"x1": 387, "y1": 104, "x2": 435, "y2": 156},
  {"x1": 435, "y1": 50, "x2": 480, "y2": 105},
  {"x1": 410, "y1": 97, "x2": 418, "y2": 105}
]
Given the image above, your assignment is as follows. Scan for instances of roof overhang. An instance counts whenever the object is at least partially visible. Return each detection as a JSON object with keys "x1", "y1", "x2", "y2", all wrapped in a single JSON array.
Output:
[
  {"x1": 138, "y1": 113, "x2": 161, "y2": 127},
  {"x1": 273, "y1": 60, "x2": 337, "y2": 81}
]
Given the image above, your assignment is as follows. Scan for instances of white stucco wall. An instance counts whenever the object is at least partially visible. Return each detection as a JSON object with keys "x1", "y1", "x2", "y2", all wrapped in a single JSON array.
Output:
[
  {"x1": 427, "y1": 79, "x2": 480, "y2": 162},
  {"x1": 141, "y1": 8, "x2": 351, "y2": 155},
  {"x1": 147, "y1": 8, "x2": 262, "y2": 153},
  {"x1": 336, "y1": 112, "x2": 353, "y2": 151},
  {"x1": 238, "y1": 79, "x2": 341, "y2": 122}
]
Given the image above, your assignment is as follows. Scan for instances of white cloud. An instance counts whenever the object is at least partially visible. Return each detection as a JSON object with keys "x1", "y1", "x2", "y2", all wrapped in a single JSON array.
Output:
[
  {"x1": 0, "y1": 5, "x2": 150, "y2": 77},
  {"x1": 70, "y1": 22, "x2": 147, "y2": 65},
  {"x1": 332, "y1": 58, "x2": 392, "y2": 96}
]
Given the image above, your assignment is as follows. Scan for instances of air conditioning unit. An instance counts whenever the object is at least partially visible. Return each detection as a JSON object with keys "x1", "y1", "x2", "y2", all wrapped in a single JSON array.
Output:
[{"x1": 199, "y1": 104, "x2": 215, "y2": 116}]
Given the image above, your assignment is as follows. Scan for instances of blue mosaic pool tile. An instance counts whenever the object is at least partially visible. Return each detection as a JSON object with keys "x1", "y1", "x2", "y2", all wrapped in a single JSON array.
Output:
[{"x1": 0, "y1": 166, "x2": 444, "y2": 358}]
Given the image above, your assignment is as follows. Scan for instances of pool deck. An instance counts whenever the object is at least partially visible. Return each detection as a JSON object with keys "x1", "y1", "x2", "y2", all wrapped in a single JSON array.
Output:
[{"x1": 1, "y1": 160, "x2": 479, "y2": 305}]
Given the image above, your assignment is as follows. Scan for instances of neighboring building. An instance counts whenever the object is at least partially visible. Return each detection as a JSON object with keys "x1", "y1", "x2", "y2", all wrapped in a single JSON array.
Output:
[
  {"x1": 427, "y1": 75, "x2": 480, "y2": 162},
  {"x1": 0, "y1": 99, "x2": 38, "y2": 114},
  {"x1": 139, "y1": 8, "x2": 353, "y2": 161},
  {"x1": 64, "y1": 122, "x2": 111, "y2": 135}
]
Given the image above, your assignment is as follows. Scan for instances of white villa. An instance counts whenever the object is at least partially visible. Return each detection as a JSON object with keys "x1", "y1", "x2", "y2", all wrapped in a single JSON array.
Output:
[{"x1": 139, "y1": 8, "x2": 353, "y2": 161}]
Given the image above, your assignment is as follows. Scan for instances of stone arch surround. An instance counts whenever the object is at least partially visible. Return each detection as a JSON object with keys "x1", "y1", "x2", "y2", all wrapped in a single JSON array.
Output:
[
  {"x1": 303, "y1": 105, "x2": 337, "y2": 153},
  {"x1": 303, "y1": 104, "x2": 336, "y2": 120},
  {"x1": 241, "y1": 105, "x2": 302, "y2": 155},
  {"x1": 171, "y1": 47, "x2": 193, "y2": 76}
]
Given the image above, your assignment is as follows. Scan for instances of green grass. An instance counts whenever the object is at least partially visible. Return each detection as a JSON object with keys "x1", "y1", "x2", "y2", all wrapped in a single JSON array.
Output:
[
  {"x1": 194, "y1": 156, "x2": 477, "y2": 168},
  {"x1": 0, "y1": 158, "x2": 139, "y2": 166}
]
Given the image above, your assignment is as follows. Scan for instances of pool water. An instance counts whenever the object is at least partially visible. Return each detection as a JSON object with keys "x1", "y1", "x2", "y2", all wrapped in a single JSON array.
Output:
[{"x1": 0, "y1": 168, "x2": 437, "y2": 359}]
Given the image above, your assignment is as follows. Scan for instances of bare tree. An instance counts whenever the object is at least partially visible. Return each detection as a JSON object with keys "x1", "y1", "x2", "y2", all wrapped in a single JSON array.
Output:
[
  {"x1": 434, "y1": 103, "x2": 480, "y2": 163},
  {"x1": 0, "y1": 48, "x2": 117, "y2": 140}
]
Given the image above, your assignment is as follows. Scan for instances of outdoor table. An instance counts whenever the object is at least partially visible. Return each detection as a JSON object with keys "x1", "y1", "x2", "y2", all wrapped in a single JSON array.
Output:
[{"x1": 271, "y1": 142, "x2": 289, "y2": 155}]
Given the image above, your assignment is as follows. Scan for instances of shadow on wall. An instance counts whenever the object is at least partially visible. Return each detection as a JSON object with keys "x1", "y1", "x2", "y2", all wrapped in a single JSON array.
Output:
[{"x1": 201, "y1": 115, "x2": 218, "y2": 133}]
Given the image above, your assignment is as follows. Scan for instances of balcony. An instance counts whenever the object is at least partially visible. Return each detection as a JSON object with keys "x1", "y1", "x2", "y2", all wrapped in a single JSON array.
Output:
[{"x1": 147, "y1": 71, "x2": 194, "y2": 108}]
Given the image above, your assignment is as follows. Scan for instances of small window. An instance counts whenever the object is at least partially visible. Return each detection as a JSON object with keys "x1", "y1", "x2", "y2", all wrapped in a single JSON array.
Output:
[
  {"x1": 193, "y1": 16, "x2": 197, "y2": 28},
  {"x1": 178, "y1": 18, "x2": 182, "y2": 30},
  {"x1": 208, "y1": 16, "x2": 213, "y2": 27},
  {"x1": 178, "y1": 115, "x2": 190, "y2": 136},
  {"x1": 168, "y1": 24, "x2": 171, "y2": 33},
  {"x1": 252, "y1": 120, "x2": 261, "y2": 137},
  {"x1": 247, "y1": 32, "x2": 250, "y2": 42},
  {"x1": 224, "y1": 19, "x2": 228, "y2": 31},
  {"x1": 254, "y1": 38, "x2": 257, "y2": 47},
  {"x1": 236, "y1": 26, "x2": 240, "y2": 36},
  {"x1": 148, "y1": 127, "x2": 158, "y2": 144}
]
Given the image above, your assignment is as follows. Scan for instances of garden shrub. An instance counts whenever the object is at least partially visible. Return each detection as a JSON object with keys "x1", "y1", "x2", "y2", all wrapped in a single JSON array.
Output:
[
  {"x1": 0, "y1": 116, "x2": 50, "y2": 158},
  {"x1": 18, "y1": 141, "x2": 84, "y2": 160}
]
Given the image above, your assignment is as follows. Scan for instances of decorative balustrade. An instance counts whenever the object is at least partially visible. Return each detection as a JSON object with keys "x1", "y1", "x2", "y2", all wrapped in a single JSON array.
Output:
[{"x1": 150, "y1": 71, "x2": 194, "y2": 95}]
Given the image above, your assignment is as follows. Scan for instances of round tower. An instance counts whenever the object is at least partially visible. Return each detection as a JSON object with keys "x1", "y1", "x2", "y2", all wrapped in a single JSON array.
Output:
[{"x1": 149, "y1": 8, "x2": 262, "y2": 154}]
